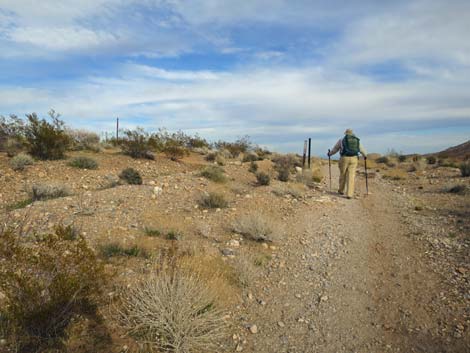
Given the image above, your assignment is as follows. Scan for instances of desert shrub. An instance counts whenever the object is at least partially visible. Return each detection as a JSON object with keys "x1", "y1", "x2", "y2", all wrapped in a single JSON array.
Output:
[
  {"x1": 188, "y1": 134, "x2": 209, "y2": 149},
  {"x1": 427, "y1": 156, "x2": 437, "y2": 165},
  {"x1": 205, "y1": 152, "x2": 217, "y2": 162},
  {"x1": 253, "y1": 147, "x2": 271, "y2": 160},
  {"x1": 383, "y1": 169, "x2": 407, "y2": 180},
  {"x1": 100, "y1": 243, "x2": 149, "y2": 258},
  {"x1": 117, "y1": 271, "x2": 227, "y2": 353},
  {"x1": 296, "y1": 168, "x2": 322, "y2": 186},
  {"x1": 0, "y1": 114, "x2": 26, "y2": 152},
  {"x1": 24, "y1": 110, "x2": 70, "y2": 160},
  {"x1": 408, "y1": 159, "x2": 426, "y2": 172},
  {"x1": 10, "y1": 153, "x2": 34, "y2": 171},
  {"x1": 144, "y1": 227, "x2": 162, "y2": 237},
  {"x1": 248, "y1": 161, "x2": 258, "y2": 173},
  {"x1": 398, "y1": 155, "x2": 407, "y2": 163},
  {"x1": 438, "y1": 159, "x2": 459, "y2": 168},
  {"x1": 31, "y1": 183, "x2": 70, "y2": 201},
  {"x1": 460, "y1": 162, "x2": 470, "y2": 177},
  {"x1": 67, "y1": 129, "x2": 100, "y2": 151},
  {"x1": 0, "y1": 225, "x2": 104, "y2": 352},
  {"x1": 448, "y1": 184, "x2": 469, "y2": 195},
  {"x1": 200, "y1": 165, "x2": 226, "y2": 183},
  {"x1": 121, "y1": 128, "x2": 155, "y2": 159},
  {"x1": 256, "y1": 172, "x2": 270, "y2": 185},
  {"x1": 214, "y1": 136, "x2": 252, "y2": 158},
  {"x1": 119, "y1": 168, "x2": 143, "y2": 185},
  {"x1": 215, "y1": 154, "x2": 226, "y2": 166},
  {"x1": 272, "y1": 154, "x2": 302, "y2": 171},
  {"x1": 198, "y1": 192, "x2": 228, "y2": 209},
  {"x1": 376, "y1": 156, "x2": 389, "y2": 164},
  {"x1": 232, "y1": 213, "x2": 277, "y2": 242},
  {"x1": 164, "y1": 142, "x2": 188, "y2": 161},
  {"x1": 277, "y1": 168, "x2": 290, "y2": 182},
  {"x1": 242, "y1": 152, "x2": 259, "y2": 163},
  {"x1": 68, "y1": 156, "x2": 98, "y2": 170}
]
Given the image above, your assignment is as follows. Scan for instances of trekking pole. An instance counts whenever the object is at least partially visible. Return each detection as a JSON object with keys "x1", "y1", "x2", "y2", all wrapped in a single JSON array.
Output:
[
  {"x1": 364, "y1": 156, "x2": 369, "y2": 195},
  {"x1": 328, "y1": 149, "x2": 332, "y2": 192}
]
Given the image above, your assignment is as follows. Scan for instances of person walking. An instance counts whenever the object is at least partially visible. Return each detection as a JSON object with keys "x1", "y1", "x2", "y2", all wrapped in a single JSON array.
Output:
[{"x1": 328, "y1": 129, "x2": 367, "y2": 199}]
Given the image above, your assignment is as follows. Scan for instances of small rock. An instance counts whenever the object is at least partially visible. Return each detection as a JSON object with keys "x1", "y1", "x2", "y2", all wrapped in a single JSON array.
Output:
[
  {"x1": 249, "y1": 325, "x2": 258, "y2": 334},
  {"x1": 278, "y1": 321, "x2": 285, "y2": 327},
  {"x1": 236, "y1": 344, "x2": 243, "y2": 351},
  {"x1": 221, "y1": 248, "x2": 235, "y2": 256},
  {"x1": 228, "y1": 239, "x2": 240, "y2": 247}
]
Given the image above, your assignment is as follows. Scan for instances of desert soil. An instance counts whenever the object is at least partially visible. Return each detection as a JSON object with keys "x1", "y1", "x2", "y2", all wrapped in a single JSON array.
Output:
[{"x1": 0, "y1": 151, "x2": 468, "y2": 353}]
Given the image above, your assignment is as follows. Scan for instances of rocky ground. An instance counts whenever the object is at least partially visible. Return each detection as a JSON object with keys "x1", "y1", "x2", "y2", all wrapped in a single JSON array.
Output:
[{"x1": 0, "y1": 150, "x2": 468, "y2": 352}]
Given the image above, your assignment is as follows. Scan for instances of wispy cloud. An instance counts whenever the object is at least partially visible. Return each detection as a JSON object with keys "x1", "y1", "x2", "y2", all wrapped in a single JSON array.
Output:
[{"x1": 0, "y1": 0, "x2": 469, "y2": 153}]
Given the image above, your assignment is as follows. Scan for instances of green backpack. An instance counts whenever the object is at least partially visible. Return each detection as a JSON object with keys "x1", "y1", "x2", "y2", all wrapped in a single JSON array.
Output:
[{"x1": 342, "y1": 135, "x2": 360, "y2": 156}]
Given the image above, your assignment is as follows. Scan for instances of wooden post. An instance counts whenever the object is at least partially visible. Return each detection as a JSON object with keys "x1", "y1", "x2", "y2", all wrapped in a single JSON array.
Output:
[
  {"x1": 302, "y1": 140, "x2": 307, "y2": 169},
  {"x1": 308, "y1": 138, "x2": 312, "y2": 169},
  {"x1": 116, "y1": 118, "x2": 119, "y2": 143}
]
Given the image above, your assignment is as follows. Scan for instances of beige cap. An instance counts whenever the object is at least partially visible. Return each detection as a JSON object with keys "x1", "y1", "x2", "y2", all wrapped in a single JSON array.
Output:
[{"x1": 344, "y1": 129, "x2": 354, "y2": 135}]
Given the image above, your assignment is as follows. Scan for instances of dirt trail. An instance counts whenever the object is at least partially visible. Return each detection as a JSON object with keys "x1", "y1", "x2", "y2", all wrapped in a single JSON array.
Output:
[{"x1": 237, "y1": 165, "x2": 468, "y2": 353}]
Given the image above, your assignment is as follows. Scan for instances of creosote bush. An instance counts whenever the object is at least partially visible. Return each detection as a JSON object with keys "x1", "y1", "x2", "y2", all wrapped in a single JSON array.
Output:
[
  {"x1": 198, "y1": 192, "x2": 228, "y2": 209},
  {"x1": 232, "y1": 213, "x2": 278, "y2": 242},
  {"x1": 31, "y1": 183, "x2": 70, "y2": 201},
  {"x1": 164, "y1": 143, "x2": 188, "y2": 161},
  {"x1": 68, "y1": 156, "x2": 98, "y2": 169},
  {"x1": 119, "y1": 167, "x2": 143, "y2": 185},
  {"x1": 256, "y1": 172, "x2": 270, "y2": 186},
  {"x1": 117, "y1": 271, "x2": 227, "y2": 353},
  {"x1": 200, "y1": 165, "x2": 227, "y2": 183},
  {"x1": 25, "y1": 110, "x2": 71, "y2": 160},
  {"x1": 10, "y1": 153, "x2": 34, "y2": 171},
  {"x1": 0, "y1": 225, "x2": 104, "y2": 353},
  {"x1": 460, "y1": 162, "x2": 470, "y2": 177},
  {"x1": 121, "y1": 128, "x2": 155, "y2": 159},
  {"x1": 398, "y1": 155, "x2": 407, "y2": 163},
  {"x1": 376, "y1": 156, "x2": 389, "y2": 164}
]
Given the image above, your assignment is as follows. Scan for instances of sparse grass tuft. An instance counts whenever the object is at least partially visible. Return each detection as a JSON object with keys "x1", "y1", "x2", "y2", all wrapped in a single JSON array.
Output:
[
  {"x1": 119, "y1": 167, "x2": 143, "y2": 185},
  {"x1": 10, "y1": 153, "x2": 34, "y2": 171},
  {"x1": 256, "y1": 172, "x2": 270, "y2": 185},
  {"x1": 31, "y1": 183, "x2": 70, "y2": 201},
  {"x1": 144, "y1": 227, "x2": 162, "y2": 237},
  {"x1": 200, "y1": 165, "x2": 227, "y2": 183},
  {"x1": 198, "y1": 192, "x2": 229, "y2": 209},
  {"x1": 232, "y1": 213, "x2": 278, "y2": 242},
  {"x1": 100, "y1": 243, "x2": 149, "y2": 258},
  {"x1": 383, "y1": 169, "x2": 408, "y2": 180},
  {"x1": 68, "y1": 156, "x2": 98, "y2": 169},
  {"x1": 6, "y1": 198, "x2": 33, "y2": 211}
]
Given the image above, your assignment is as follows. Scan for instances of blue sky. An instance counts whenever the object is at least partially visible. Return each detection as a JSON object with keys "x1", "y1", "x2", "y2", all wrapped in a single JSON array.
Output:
[{"x1": 1, "y1": 0, "x2": 469, "y2": 155}]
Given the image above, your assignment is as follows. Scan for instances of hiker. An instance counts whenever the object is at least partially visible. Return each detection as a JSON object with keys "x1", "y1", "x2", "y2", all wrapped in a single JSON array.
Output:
[{"x1": 328, "y1": 129, "x2": 367, "y2": 199}]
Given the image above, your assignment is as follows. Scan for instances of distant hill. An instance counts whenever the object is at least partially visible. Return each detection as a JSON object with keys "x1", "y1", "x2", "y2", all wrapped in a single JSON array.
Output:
[{"x1": 430, "y1": 140, "x2": 470, "y2": 160}]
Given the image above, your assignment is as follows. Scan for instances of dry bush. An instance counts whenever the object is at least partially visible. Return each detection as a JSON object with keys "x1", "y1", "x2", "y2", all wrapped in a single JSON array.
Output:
[
  {"x1": 0, "y1": 225, "x2": 105, "y2": 352},
  {"x1": 448, "y1": 184, "x2": 470, "y2": 195},
  {"x1": 242, "y1": 152, "x2": 259, "y2": 163},
  {"x1": 277, "y1": 168, "x2": 290, "y2": 182},
  {"x1": 198, "y1": 192, "x2": 228, "y2": 209},
  {"x1": 200, "y1": 165, "x2": 227, "y2": 183},
  {"x1": 383, "y1": 169, "x2": 408, "y2": 180},
  {"x1": 272, "y1": 154, "x2": 302, "y2": 171},
  {"x1": 214, "y1": 136, "x2": 251, "y2": 158},
  {"x1": 68, "y1": 156, "x2": 98, "y2": 169},
  {"x1": 460, "y1": 162, "x2": 470, "y2": 177},
  {"x1": 121, "y1": 128, "x2": 155, "y2": 159},
  {"x1": 31, "y1": 183, "x2": 70, "y2": 201},
  {"x1": 10, "y1": 153, "x2": 34, "y2": 171},
  {"x1": 215, "y1": 153, "x2": 226, "y2": 166},
  {"x1": 427, "y1": 156, "x2": 437, "y2": 164},
  {"x1": 248, "y1": 161, "x2": 258, "y2": 173},
  {"x1": 272, "y1": 183, "x2": 306, "y2": 199},
  {"x1": 5, "y1": 137, "x2": 24, "y2": 157},
  {"x1": 407, "y1": 159, "x2": 426, "y2": 172},
  {"x1": 164, "y1": 143, "x2": 189, "y2": 161},
  {"x1": 296, "y1": 168, "x2": 322, "y2": 186},
  {"x1": 205, "y1": 151, "x2": 217, "y2": 162},
  {"x1": 232, "y1": 213, "x2": 280, "y2": 242},
  {"x1": 117, "y1": 271, "x2": 228, "y2": 353},
  {"x1": 67, "y1": 129, "x2": 100, "y2": 151},
  {"x1": 376, "y1": 156, "x2": 389, "y2": 164},
  {"x1": 119, "y1": 167, "x2": 143, "y2": 185},
  {"x1": 256, "y1": 172, "x2": 270, "y2": 185}
]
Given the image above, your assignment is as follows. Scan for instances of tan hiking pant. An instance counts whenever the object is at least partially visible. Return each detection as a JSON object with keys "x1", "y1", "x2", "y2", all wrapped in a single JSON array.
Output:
[{"x1": 338, "y1": 156, "x2": 358, "y2": 197}]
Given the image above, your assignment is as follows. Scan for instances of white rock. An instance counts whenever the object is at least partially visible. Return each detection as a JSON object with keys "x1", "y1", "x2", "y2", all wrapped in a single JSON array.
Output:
[{"x1": 249, "y1": 325, "x2": 258, "y2": 334}]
